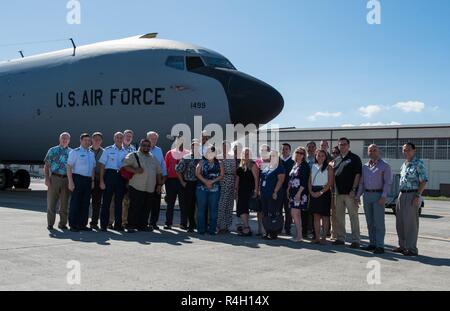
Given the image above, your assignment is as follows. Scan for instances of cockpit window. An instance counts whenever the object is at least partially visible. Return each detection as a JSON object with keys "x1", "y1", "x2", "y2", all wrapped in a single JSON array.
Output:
[
  {"x1": 165, "y1": 56, "x2": 185, "y2": 70},
  {"x1": 202, "y1": 56, "x2": 236, "y2": 70},
  {"x1": 186, "y1": 56, "x2": 205, "y2": 71}
]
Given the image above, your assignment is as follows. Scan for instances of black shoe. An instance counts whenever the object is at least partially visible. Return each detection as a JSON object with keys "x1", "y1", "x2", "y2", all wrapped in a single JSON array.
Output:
[
  {"x1": 90, "y1": 224, "x2": 100, "y2": 230},
  {"x1": 113, "y1": 225, "x2": 124, "y2": 232},
  {"x1": 332, "y1": 240, "x2": 345, "y2": 246},
  {"x1": 58, "y1": 225, "x2": 68, "y2": 230},
  {"x1": 126, "y1": 228, "x2": 137, "y2": 233},
  {"x1": 236, "y1": 225, "x2": 244, "y2": 233},
  {"x1": 349, "y1": 243, "x2": 360, "y2": 249},
  {"x1": 107, "y1": 224, "x2": 114, "y2": 230},
  {"x1": 100, "y1": 227, "x2": 107, "y2": 232},
  {"x1": 403, "y1": 250, "x2": 418, "y2": 257},
  {"x1": 80, "y1": 227, "x2": 93, "y2": 232},
  {"x1": 164, "y1": 225, "x2": 172, "y2": 230},
  {"x1": 239, "y1": 229, "x2": 253, "y2": 237},
  {"x1": 47, "y1": 226, "x2": 54, "y2": 231},
  {"x1": 393, "y1": 247, "x2": 405, "y2": 253},
  {"x1": 285, "y1": 230, "x2": 292, "y2": 236},
  {"x1": 373, "y1": 247, "x2": 385, "y2": 254},
  {"x1": 151, "y1": 224, "x2": 161, "y2": 230},
  {"x1": 262, "y1": 234, "x2": 271, "y2": 240},
  {"x1": 70, "y1": 227, "x2": 80, "y2": 232},
  {"x1": 179, "y1": 225, "x2": 188, "y2": 230},
  {"x1": 361, "y1": 245, "x2": 377, "y2": 251}
]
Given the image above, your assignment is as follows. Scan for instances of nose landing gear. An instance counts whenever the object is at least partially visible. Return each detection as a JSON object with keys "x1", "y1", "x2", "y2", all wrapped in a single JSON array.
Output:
[
  {"x1": 13, "y1": 169, "x2": 31, "y2": 190},
  {"x1": 0, "y1": 169, "x2": 14, "y2": 190},
  {"x1": 0, "y1": 169, "x2": 30, "y2": 190}
]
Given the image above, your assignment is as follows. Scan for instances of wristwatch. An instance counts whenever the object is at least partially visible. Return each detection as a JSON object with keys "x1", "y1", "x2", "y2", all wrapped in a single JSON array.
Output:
[{"x1": 415, "y1": 192, "x2": 421, "y2": 198}]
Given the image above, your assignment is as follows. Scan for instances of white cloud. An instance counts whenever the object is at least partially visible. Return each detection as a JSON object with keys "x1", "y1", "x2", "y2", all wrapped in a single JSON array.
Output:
[
  {"x1": 360, "y1": 121, "x2": 402, "y2": 126},
  {"x1": 341, "y1": 122, "x2": 401, "y2": 127},
  {"x1": 358, "y1": 105, "x2": 384, "y2": 118},
  {"x1": 308, "y1": 111, "x2": 342, "y2": 121},
  {"x1": 394, "y1": 101, "x2": 425, "y2": 113}
]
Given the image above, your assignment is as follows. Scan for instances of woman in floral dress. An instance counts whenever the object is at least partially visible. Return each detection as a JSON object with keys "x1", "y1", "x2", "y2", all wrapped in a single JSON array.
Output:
[{"x1": 287, "y1": 147, "x2": 311, "y2": 242}]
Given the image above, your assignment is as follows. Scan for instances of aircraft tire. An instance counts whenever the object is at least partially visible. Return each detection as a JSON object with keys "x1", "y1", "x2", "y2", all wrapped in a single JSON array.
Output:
[
  {"x1": 13, "y1": 169, "x2": 31, "y2": 189},
  {"x1": 0, "y1": 169, "x2": 14, "y2": 190}
]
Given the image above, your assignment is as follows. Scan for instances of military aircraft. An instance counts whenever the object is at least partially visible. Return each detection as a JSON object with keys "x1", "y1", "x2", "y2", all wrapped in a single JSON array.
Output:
[{"x1": 0, "y1": 33, "x2": 284, "y2": 190}]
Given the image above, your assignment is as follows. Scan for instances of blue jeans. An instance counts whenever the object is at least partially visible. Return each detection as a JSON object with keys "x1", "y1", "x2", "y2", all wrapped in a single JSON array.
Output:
[
  {"x1": 196, "y1": 188, "x2": 220, "y2": 234},
  {"x1": 363, "y1": 192, "x2": 386, "y2": 248}
]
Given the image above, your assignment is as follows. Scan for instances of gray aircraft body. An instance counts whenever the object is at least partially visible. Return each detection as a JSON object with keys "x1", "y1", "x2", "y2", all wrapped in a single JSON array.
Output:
[{"x1": 0, "y1": 33, "x2": 284, "y2": 189}]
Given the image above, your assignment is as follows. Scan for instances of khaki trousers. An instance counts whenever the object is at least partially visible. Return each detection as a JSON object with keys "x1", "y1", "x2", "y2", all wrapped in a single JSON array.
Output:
[
  {"x1": 396, "y1": 192, "x2": 421, "y2": 254},
  {"x1": 47, "y1": 175, "x2": 70, "y2": 227},
  {"x1": 335, "y1": 194, "x2": 360, "y2": 243}
]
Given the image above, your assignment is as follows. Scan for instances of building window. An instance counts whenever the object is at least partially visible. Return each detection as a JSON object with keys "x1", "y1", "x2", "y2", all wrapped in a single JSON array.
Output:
[{"x1": 363, "y1": 138, "x2": 450, "y2": 160}]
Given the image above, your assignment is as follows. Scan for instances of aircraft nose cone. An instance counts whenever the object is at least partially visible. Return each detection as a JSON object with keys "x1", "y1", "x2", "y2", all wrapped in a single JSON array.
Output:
[{"x1": 227, "y1": 72, "x2": 284, "y2": 125}]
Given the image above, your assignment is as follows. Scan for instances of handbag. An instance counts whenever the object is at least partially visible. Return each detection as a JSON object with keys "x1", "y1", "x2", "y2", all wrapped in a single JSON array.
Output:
[{"x1": 120, "y1": 153, "x2": 141, "y2": 181}]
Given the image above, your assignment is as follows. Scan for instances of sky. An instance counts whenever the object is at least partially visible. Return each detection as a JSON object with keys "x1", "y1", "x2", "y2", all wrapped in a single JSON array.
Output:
[{"x1": 1, "y1": 0, "x2": 449, "y2": 129}]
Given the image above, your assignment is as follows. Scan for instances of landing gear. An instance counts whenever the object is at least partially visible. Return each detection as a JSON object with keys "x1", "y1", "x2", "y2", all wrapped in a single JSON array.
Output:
[
  {"x1": 0, "y1": 169, "x2": 14, "y2": 190},
  {"x1": 12, "y1": 169, "x2": 31, "y2": 190}
]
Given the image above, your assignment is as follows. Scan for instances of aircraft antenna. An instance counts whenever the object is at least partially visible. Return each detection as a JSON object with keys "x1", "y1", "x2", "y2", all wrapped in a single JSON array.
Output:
[
  {"x1": 18, "y1": 51, "x2": 24, "y2": 58},
  {"x1": 70, "y1": 38, "x2": 76, "y2": 56}
]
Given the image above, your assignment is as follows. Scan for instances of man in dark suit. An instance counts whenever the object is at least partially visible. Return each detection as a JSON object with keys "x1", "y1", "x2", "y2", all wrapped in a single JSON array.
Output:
[{"x1": 280, "y1": 143, "x2": 295, "y2": 235}]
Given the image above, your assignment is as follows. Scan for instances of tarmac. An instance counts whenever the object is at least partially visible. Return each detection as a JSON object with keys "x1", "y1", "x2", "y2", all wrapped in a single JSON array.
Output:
[{"x1": 0, "y1": 179, "x2": 449, "y2": 291}]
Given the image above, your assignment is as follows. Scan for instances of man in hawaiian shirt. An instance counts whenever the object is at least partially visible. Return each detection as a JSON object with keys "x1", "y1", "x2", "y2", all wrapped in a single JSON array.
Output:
[
  {"x1": 44, "y1": 132, "x2": 72, "y2": 231},
  {"x1": 394, "y1": 142, "x2": 428, "y2": 256}
]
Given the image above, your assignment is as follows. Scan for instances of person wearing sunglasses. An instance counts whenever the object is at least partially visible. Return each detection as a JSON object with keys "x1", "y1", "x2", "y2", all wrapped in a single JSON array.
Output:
[
  {"x1": 121, "y1": 139, "x2": 163, "y2": 232},
  {"x1": 287, "y1": 147, "x2": 310, "y2": 242}
]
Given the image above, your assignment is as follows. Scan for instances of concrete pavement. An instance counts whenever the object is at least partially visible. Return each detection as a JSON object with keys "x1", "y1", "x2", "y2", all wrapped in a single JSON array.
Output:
[{"x1": 0, "y1": 179, "x2": 449, "y2": 291}]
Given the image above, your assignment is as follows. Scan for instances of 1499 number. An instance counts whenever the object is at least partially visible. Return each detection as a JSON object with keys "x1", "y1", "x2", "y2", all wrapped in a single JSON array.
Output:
[{"x1": 191, "y1": 102, "x2": 206, "y2": 109}]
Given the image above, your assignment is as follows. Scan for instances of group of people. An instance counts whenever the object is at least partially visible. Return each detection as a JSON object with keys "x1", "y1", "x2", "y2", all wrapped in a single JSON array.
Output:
[{"x1": 44, "y1": 130, "x2": 428, "y2": 257}]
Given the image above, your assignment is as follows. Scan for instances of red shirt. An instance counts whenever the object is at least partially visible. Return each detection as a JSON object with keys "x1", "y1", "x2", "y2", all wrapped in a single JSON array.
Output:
[{"x1": 165, "y1": 149, "x2": 189, "y2": 179}]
